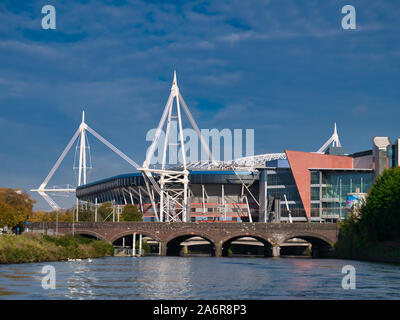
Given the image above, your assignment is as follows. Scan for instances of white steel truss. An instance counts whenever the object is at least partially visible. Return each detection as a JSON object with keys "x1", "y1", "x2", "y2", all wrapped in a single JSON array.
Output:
[
  {"x1": 317, "y1": 123, "x2": 342, "y2": 154},
  {"x1": 183, "y1": 153, "x2": 287, "y2": 169},
  {"x1": 140, "y1": 71, "x2": 216, "y2": 222},
  {"x1": 31, "y1": 111, "x2": 140, "y2": 211},
  {"x1": 32, "y1": 72, "x2": 295, "y2": 225}
]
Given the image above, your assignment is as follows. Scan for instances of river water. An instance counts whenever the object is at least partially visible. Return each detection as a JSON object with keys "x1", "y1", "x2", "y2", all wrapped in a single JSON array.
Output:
[{"x1": 0, "y1": 256, "x2": 399, "y2": 300}]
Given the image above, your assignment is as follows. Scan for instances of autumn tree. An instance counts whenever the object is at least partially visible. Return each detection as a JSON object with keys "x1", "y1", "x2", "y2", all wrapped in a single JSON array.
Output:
[
  {"x1": 29, "y1": 210, "x2": 52, "y2": 223},
  {"x1": 29, "y1": 209, "x2": 73, "y2": 223},
  {"x1": 0, "y1": 201, "x2": 15, "y2": 228},
  {"x1": 0, "y1": 188, "x2": 35, "y2": 229},
  {"x1": 59, "y1": 209, "x2": 73, "y2": 222}
]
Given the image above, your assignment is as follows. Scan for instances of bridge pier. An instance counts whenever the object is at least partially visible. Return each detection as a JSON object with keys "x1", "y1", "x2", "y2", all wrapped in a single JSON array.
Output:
[
  {"x1": 159, "y1": 241, "x2": 167, "y2": 256},
  {"x1": 215, "y1": 243, "x2": 222, "y2": 257},
  {"x1": 272, "y1": 245, "x2": 281, "y2": 257}
]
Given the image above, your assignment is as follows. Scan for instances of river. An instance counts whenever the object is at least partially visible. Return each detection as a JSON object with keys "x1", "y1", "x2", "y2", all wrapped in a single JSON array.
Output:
[{"x1": 0, "y1": 256, "x2": 399, "y2": 300}]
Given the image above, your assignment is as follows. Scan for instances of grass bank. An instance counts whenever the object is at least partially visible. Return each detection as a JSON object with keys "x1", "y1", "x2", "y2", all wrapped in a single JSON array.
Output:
[{"x1": 0, "y1": 233, "x2": 114, "y2": 264}]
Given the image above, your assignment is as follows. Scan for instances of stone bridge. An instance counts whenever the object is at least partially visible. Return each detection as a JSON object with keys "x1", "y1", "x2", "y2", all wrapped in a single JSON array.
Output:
[{"x1": 30, "y1": 222, "x2": 339, "y2": 257}]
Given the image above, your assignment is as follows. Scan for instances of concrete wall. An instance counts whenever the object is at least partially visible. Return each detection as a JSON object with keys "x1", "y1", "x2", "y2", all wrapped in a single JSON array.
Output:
[{"x1": 373, "y1": 137, "x2": 391, "y2": 179}]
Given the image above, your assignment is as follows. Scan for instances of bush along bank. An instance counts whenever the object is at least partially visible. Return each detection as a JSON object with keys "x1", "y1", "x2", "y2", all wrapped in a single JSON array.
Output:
[
  {"x1": 0, "y1": 233, "x2": 114, "y2": 264},
  {"x1": 335, "y1": 167, "x2": 400, "y2": 264},
  {"x1": 335, "y1": 217, "x2": 400, "y2": 263}
]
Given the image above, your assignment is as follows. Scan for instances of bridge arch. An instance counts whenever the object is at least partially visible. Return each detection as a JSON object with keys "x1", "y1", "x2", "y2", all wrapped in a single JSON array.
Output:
[
  {"x1": 109, "y1": 230, "x2": 162, "y2": 245},
  {"x1": 74, "y1": 230, "x2": 107, "y2": 242},
  {"x1": 110, "y1": 230, "x2": 163, "y2": 256},
  {"x1": 221, "y1": 233, "x2": 275, "y2": 257},
  {"x1": 165, "y1": 231, "x2": 217, "y2": 257},
  {"x1": 282, "y1": 232, "x2": 334, "y2": 258}
]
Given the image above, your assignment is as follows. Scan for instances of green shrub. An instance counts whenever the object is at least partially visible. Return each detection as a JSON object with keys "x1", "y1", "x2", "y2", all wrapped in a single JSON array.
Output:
[
  {"x1": 121, "y1": 204, "x2": 143, "y2": 221},
  {"x1": 360, "y1": 167, "x2": 400, "y2": 241},
  {"x1": 0, "y1": 233, "x2": 113, "y2": 264},
  {"x1": 336, "y1": 168, "x2": 400, "y2": 259}
]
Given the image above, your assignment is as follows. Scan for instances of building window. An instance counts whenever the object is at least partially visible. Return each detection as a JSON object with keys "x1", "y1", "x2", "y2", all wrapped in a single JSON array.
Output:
[
  {"x1": 311, "y1": 203, "x2": 320, "y2": 217},
  {"x1": 320, "y1": 171, "x2": 373, "y2": 221},
  {"x1": 267, "y1": 170, "x2": 296, "y2": 186},
  {"x1": 311, "y1": 187, "x2": 320, "y2": 201},
  {"x1": 310, "y1": 171, "x2": 320, "y2": 185}
]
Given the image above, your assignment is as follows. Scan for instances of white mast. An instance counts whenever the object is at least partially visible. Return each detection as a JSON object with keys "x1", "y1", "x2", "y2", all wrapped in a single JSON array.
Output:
[
  {"x1": 317, "y1": 122, "x2": 342, "y2": 154},
  {"x1": 140, "y1": 71, "x2": 216, "y2": 222},
  {"x1": 32, "y1": 111, "x2": 140, "y2": 211},
  {"x1": 78, "y1": 110, "x2": 87, "y2": 187}
]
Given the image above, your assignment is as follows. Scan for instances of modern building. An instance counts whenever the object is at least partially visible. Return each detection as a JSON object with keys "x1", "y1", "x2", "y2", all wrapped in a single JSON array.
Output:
[
  {"x1": 387, "y1": 138, "x2": 400, "y2": 169},
  {"x1": 76, "y1": 133, "x2": 399, "y2": 223}
]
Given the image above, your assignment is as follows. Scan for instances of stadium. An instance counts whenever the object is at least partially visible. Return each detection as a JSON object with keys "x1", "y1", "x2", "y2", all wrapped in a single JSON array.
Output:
[
  {"x1": 35, "y1": 73, "x2": 400, "y2": 224},
  {"x1": 76, "y1": 139, "x2": 398, "y2": 224}
]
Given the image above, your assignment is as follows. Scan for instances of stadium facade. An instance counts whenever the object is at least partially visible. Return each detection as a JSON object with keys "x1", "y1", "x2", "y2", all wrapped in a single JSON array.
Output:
[{"x1": 76, "y1": 136, "x2": 400, "y2": 223}]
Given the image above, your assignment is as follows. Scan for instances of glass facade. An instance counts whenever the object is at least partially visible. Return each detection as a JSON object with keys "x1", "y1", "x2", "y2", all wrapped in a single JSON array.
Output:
[
  {"x1": 387, "y1": 143, "x2": 399, "y2": 168},
  {"x1": 310, "y1": 187, "x2": 320, "y2": 201},
  {"x1": 310, "y1": 171, "x2": 320, "y2": 185},
  {"x1": 310, "y1": 203, "x2": 320, "y2": 217},
  {"x1": 267, "y1": 170, "x2": 298, "y2": 186},
  {"x1": 267, "y1": 185, "x2": 302, "y2": 203},
  {"x1": 266, "y1": 169, "x2": 305, "y2": 219},
  {"x1": 310, "y1": 170, "x2": 373, "y2": 221}
]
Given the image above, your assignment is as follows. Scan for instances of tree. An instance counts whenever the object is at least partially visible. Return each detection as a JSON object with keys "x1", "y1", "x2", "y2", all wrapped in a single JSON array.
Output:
[
  {"x1": 336, "y1": 167, "x2": 400, "y2": 259},
  {"x1": 121, "y1": 204, "x2": 143, "y2": 222},
  {"x1": 0, "y1": 201, "x2": 15, "y2": 228},
  {"x1": 29, "y1": 209, "x2": 73, "y2": 223},
  {"x1": 58, "y1": 209, "x2": 73, "y2": 222},
  {"x1": 360, "y1": 167, "x2": 400, "y2": 241},
  {"x1": 77, "y1": 205, "x2": 94, "y2": 222},
  {"x1": 30, "y1": 210, "x2": 52, "y2": 223},
  {"x1": 0, "y1": 188, "x2": 35, "y2": 227},
  {"x1": 97, "y1": 202, "x2": 113, "y2": 222}
]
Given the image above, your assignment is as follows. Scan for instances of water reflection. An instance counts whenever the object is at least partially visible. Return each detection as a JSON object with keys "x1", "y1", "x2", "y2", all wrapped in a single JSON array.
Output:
[
  {"x1": 140, "y1": 257, "x2": 194, "y2": 299},
  {"x1": 0, "y1": 257, "x2": 399, "y2": 300},
  {"x1": 66, "y1": 260, "x2": 96, "y2": 299}
]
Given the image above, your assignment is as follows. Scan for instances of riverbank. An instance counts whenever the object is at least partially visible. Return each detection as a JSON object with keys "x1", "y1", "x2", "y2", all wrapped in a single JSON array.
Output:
[
  {"x1": 0, "y1": 233, "x2": 114, "y2": 264},
  {"x1": 333, "y1": 167, "x2": 400, "y2": 264},
  {"x1": 335, "y1": 240, "x2": 400, "y2": 264}
]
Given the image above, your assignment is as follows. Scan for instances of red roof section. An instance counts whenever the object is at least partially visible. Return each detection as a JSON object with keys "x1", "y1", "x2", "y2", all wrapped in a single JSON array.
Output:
[{"x1": 285, "y1": 150, "x2": 354, "y2": 220}]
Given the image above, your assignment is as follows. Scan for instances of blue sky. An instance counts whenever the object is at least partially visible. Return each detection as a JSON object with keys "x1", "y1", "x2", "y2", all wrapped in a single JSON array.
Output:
[{"x1": 0, "y1": 0, "x2": 399, "y2": 210}]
